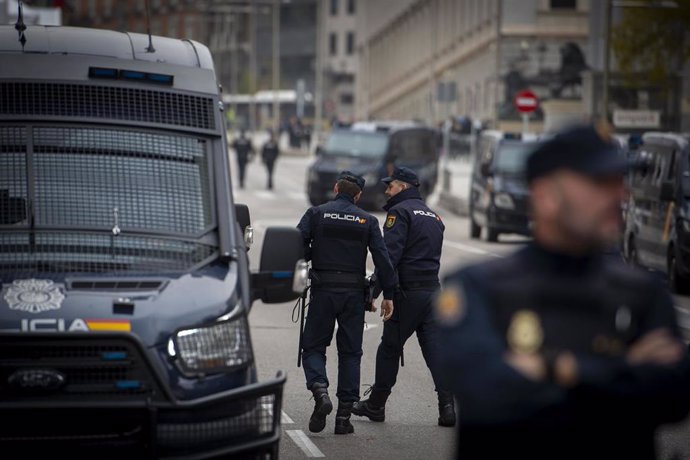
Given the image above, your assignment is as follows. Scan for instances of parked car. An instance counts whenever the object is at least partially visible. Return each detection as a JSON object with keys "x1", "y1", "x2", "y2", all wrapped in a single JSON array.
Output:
[
  {"x1": 623, "y1": 132, "x2": 690, "y2": 294},
  {"x1": 469, "y1": 131, "x2": 539, "y2": 242}
]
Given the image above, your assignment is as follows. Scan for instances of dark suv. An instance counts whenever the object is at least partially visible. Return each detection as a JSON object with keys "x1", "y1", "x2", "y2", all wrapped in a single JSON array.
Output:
[{"x1": 469, "y1": 131, "x2": 539, "y2": 242}]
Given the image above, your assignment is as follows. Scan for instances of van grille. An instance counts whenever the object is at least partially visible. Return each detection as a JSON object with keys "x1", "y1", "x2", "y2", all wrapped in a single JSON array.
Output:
[
  {"x1": 0, "y1": 335, "x2": 165, "y2": 401},
  {"x1": 0, "y1": 82, "x2": 216, "y2": 131}
]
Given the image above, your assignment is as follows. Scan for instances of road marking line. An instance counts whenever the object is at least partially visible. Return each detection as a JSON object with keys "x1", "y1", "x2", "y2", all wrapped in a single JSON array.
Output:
[
  {"x1": 281, "y1": 411, "x2": 295, "y2": 424},
  {"x1": 286, "y1": 429, "x2": 325, "y2": 458},
  {"x1": 444, "y1": 240, "x2": 503, "y2": 258}
]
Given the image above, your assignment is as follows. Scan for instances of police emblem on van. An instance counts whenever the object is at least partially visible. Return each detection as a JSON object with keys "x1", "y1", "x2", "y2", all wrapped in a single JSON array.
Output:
[{"x1": 3, "y1": 279, "x2": 65, "y2": 314}]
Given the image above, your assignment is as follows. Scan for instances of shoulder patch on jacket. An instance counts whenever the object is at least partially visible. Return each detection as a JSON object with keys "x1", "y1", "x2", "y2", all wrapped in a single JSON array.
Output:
[{"x1": 385, "y1": 214, "x2": 396, "y2": 228}]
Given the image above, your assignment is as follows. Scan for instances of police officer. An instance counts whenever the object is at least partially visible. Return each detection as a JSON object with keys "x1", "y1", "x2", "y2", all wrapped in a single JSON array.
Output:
[
  {"x1": 297, "y1": 171, "x2": 397, "y2": 435},
  {"x1": 436, "y1": 123, "x2": 690, "y2": 459},
  {"x1": 261, "y1": 130, "x2": 280, "y2": 190},
  {"x1": 352, "y1": 166, "x2": 456, "y2": 427},
  {"x1": 231, "y1": 129, "x2": 254, "y2": 189}
]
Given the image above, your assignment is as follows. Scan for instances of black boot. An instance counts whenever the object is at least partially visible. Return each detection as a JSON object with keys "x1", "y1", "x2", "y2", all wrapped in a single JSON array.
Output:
[
  {"x1": 351, "y1": 387, "x2": 390, "y2": 422},
  {"x1": 334, "y1": 401, "x2": 354, "y2": 435},
  {"x1": 437, "y1": 390, "x2": 456, "y2": 427},
  {"x1": 308, "y1": 382, "x2": 333, "y2": 433}
]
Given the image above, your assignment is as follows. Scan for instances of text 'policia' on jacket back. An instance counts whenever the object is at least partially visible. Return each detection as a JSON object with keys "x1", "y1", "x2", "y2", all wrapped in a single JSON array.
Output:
[{"x1": 0, "y1": 25, "x2": 306, "y2": 459}]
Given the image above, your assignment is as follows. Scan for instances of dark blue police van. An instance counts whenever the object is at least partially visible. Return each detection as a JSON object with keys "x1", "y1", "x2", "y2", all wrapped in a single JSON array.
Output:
[
  {"x1": 0, "y1": 25, "x2": 305, "y2": 458},
  {"x1": 306, "y1": 121, "x2": 440, "y2": 210}
]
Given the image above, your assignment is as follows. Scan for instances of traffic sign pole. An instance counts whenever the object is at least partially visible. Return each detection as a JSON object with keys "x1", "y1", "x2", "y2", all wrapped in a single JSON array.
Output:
[{"x1": 522, "y1": 113, "x2": 529, "y2": 135}]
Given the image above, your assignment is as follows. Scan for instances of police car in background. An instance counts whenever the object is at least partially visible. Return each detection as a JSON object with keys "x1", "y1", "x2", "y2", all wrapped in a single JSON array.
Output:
[
  {"x1": 306, "y1": 121, "x2": 440, "y2": 210},
  {"x1": 469, "y1": 131, "x2": 540, "y2": 242},
  {"x1": 623, "y1": 132, "x2": 690, "y2": 295},
  {"x1": 0, "y1": 25, "x2": 305, "y2": 458}
]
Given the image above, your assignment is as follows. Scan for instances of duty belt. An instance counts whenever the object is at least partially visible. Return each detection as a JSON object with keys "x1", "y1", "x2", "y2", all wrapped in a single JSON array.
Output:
[
  {"x1": 309, "y1": 269, "x2": 366, "y2": 289},
  {"x1": 398, "y1": 268, "x2": 439, "y2": 291}
]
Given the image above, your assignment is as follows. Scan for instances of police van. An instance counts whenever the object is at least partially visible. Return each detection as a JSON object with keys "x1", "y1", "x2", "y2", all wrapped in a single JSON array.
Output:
[
  {"x1": 623, "y1": 132, "x2": 690, "y2": 295},
  {"x1": 306, "y1": 121, "x2": 440, "y2": 210},
  {"x1": 469, "y1": 130, "x2": 539, "y2": 242},
  {"x1": 0, "y1": 25, "x2": 306, "y2": 458}
]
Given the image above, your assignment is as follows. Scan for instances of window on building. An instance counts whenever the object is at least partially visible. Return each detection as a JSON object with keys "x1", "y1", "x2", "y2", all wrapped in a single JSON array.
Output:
[
  {"x1": 168, "y1": 16, "x2": 178, "y2": 38},
  {"x1": 331, "y1": 0, "x2": 338, "y2": 15},
  {"x1": 340, "y1": 93, "x2": 354, "y2": 105},
  {"x1": 347, "y1": 0, "x2": 355, "y2": 15},
  {"x1": 346, "y1": 32, "x2": 355, "y2": 55},
  {"x1": 88, "y1": 0, "x2": 96, "y2": 18},
  {"x1": 329, "y1": 33, "x2": 338, "y2": 56},
  {"x1": 103, "y1": 0, "x2": 113, "y2": 17},
  {"x1": 550, "y1": 0, "x2": 577, "y2": 9},
  {"x1": 185, "y1": 16, "x2": 196, "y2": 39}
]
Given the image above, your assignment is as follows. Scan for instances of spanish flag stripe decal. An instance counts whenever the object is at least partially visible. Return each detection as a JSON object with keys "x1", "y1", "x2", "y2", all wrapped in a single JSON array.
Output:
[{"x1": 85, "y1": 319, "x2": 131, "y2": 332}]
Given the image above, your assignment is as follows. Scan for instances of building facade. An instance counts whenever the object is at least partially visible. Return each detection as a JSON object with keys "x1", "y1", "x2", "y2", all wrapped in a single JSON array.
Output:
[{"x1": 356, "y1": 0, "x2": 592, "y2": 132}]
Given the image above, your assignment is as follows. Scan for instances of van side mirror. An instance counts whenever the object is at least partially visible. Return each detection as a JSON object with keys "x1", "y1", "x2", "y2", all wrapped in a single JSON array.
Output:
[
  {"x1": 235, "y1": 204, "x2": 253, "y2": 249},
  {"x1": 251, "y1": 227, "x2": 305, "y2": 304},
  {"x1": 660, "y1": 182, "x2": 675, "y2": 202}
]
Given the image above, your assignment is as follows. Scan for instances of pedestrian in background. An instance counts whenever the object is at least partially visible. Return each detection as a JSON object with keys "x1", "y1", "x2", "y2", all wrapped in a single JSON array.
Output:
[
  {"x1": 231, "y1": 129, "x2": 254, "y2": 189},
  {"x1": 436, "y1": 123, "x2": 690, "y2": 459},
  {"x1": 297, "y1": 171, "x2": 397, "y2": 435},
  {"x1": 261, "y1": 129, "x2": 280, "y2": 190},
  {"x1": 353, "y1": 166, "x2": 456, "y2": 427}
]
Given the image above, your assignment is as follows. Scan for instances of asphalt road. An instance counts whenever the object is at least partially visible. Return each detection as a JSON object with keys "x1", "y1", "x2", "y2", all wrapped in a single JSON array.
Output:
[{"x1": 233, "y1": 152, "x2": 690, "y2": 460}]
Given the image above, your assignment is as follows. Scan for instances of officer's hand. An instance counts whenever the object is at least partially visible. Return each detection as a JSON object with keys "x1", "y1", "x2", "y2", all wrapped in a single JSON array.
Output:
[
  {"x1": 381, "y1": 299, "x2": 394, "y2": 321},
  {"x1": 627, "y1": 328, "x2": 684, "y2": 366},
  {"x1": 504, "y1": 352, "x2": 546, "y2": 382},
  {"x1": 369, "y1": 300, "x2": 377, "y2": 313}
]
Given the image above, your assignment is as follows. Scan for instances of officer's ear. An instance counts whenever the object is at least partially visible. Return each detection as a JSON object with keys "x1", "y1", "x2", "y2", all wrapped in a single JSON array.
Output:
[
  {"x1": 333, "y1": 183, "x2": 339, "y2": 194},
  {"x1": 354, "y1": 191, "x2": 362, "y2": 203}
]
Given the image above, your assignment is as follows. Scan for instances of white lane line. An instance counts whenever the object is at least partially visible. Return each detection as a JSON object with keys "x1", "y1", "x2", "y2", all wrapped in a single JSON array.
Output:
[
  {"x1": 281, "y1": 411, "x2": 295, "y2": 424},
  {"x1": 288, "y1": 191, "x2": 307, "y2": 201},
  {"x1": 286, "y1": 429, "x2": 325, "y2": 458},
  {"x1": 444, "y1": 240, "x2": 503, "y2": 258}
]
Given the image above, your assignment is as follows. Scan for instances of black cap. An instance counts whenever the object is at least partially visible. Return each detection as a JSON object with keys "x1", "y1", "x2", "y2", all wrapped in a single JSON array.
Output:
[
  {"x1": 382, "y1": 166, "x2": 420, "y2": 187},
  {"x1": 338, "y1": 171, "x2": 365, "y2": 190},
  {"x1": 526, "y1": 123, "x2": 630, "y2": 183}
]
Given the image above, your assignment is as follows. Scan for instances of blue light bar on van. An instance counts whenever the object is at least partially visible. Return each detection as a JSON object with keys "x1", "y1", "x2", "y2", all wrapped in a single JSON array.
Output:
[{"x1": 88, "y1": 67, "x2": 174, "y2": 86}]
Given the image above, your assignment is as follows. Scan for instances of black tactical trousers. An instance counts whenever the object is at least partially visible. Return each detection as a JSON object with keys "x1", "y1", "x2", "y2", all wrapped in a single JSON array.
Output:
[
  {"x1": 302, "y1": 288, "x2": 365, "y2": 402},
  {"x1": 374, "y1": 289, "x2": 446, "y2": 393}
]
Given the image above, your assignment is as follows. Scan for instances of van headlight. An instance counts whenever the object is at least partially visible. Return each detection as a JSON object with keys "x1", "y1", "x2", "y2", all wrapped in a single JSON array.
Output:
[
  {"x1": 494, "y1": 193, "x2": 515, "y2": 210},
  {"x1": 171, "y1": 315, "x2": 253, "y2": 375}
]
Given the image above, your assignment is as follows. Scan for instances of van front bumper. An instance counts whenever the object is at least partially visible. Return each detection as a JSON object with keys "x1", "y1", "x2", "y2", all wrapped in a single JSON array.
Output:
[{"x1": 0, "y1": 333, "x2": 286, "y2": 459}]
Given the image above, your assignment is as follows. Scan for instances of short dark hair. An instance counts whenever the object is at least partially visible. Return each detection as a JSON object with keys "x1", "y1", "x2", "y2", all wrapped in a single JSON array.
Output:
[{"x1": 336, "y1": 179, "x2": 361, "y2": 198}]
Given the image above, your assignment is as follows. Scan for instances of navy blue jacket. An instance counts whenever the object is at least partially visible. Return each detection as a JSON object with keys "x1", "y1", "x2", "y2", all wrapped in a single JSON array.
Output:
[
  {"x1": 437, "y1": 243, "x2": 690, "y2": 459},
  {"x1": 297, "y1": 194, "x2": 397, "y2": 299},
  {"x1": 382, "y1": 187, "x2": 444, "y2": 283}
]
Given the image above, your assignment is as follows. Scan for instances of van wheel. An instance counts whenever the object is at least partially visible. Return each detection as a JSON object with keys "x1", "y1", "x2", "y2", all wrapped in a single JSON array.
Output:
[
  {"x1": 669, "y1": 249, "x2": 690, "y2": 295},
  {"x1": 470, "y1": 218, "x2": 481, "y2": 239},
  {"x1": 486, "y1": 227, "x2": 499, "y2": 243}
]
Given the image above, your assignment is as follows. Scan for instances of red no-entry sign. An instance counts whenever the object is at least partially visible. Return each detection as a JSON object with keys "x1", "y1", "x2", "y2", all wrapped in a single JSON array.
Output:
[{"x1": 514, "y1": 90, "x2": 539, "y2": 114}]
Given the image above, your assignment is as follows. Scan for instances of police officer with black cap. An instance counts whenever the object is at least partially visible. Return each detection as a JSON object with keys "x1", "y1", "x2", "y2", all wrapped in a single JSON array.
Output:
[
  {"x1": 436, "y1": 123, "x2": 690, "y2": 459},
  {"x1": 297, "y1": 171, "x2": 397, "y2": 435},
  {"x1": 231, "y1": 129, "x2": 254, "y2": 189},
  {"x1": 352, "y1": 166, "x2": 456, "y2": 427}
]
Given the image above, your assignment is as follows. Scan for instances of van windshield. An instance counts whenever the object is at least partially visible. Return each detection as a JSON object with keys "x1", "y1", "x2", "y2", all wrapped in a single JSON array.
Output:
[
  {"x1": 324, "y1": 130, "x2": 389, "y2": 158},
  {"x1": 495, "y1": 141, "x2": 538, "y2": 175},
  {"x1": 0, "y1": 126, "x2": 218, "y2": 275},
  {"x1": 388, "y1": 129, "x2": 438, "y2": 163}
]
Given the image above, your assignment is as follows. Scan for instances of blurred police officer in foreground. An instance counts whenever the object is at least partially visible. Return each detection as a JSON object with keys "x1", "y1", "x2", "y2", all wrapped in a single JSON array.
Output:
[
  {"x1": 231, "y1": 129, "x2": 254, "y2": 189},
  {"x1": 436, "y1": 123, "x2": 690, "y2": 459},
  {"x1": 353, "y1": 167, "x2": 456, "y2": 427},
  {"x1": 297, "y1": 172, "x2": 397, "y2": 435}
]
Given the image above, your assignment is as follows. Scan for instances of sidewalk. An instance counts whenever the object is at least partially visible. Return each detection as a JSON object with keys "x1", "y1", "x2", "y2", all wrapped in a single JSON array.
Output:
[{"x1": 438, "y1": 155, "x2": 472, "y2": 217}]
